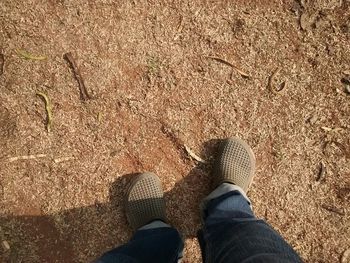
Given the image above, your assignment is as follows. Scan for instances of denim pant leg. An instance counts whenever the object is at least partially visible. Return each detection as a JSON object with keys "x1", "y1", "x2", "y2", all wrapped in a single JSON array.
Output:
[
  {"x1": 198, "y1": 183, "x2": 302, "y2": 263},
  {"x1": 97, "y1": 221, "x2": 184, "y2": 263}
]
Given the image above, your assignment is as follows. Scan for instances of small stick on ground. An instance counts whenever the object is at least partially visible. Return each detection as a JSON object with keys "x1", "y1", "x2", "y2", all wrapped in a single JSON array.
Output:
[
  {"x1": 97, "y1": 112, "x2": 103, "y2": 123},
  {"x1": 321, "y1": 126, "x2": 343, "y2": 133},
  {"x1": 0, "y1": 182, "x2": 4, "y2": 199},
  {"x1": 321, "y1": 204, "x2": 345, "y2": 216},
  {"x1": 8, "y1": 154, "x2": 47, "y2": 162},
  {"x1": 36, "y1": 92, "x2": 53, "y2": 132},
  {"x1": 0, "y1": 53, "x2": 4, "y2": 75},
  {"x1": 184, "y1": 144, "x2": 206, "y2": 164},
  {"x1": 206, "y1": 56, "x2": 250, "y2": 78},
  {"x1": 316, "y1": 162, "x2": 326, "y2": 182},
  {"x1": 64, "y1": 52, "x2": 91, "y2": 101},
  {"x1": 173, "y1": 15, "x2": 184, "y2": 40},
  {"x1": 54, "y1": 156, "x2": 75, "y2": 164}
]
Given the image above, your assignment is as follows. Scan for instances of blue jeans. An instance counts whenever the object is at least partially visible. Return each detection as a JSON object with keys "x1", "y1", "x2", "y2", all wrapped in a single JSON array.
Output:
[{"x1": 97, "y1": 184, "x2": 302, "y2": 263}]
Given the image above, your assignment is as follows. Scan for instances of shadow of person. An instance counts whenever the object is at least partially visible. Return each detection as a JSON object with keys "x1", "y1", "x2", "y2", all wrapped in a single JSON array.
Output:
[
  {"x1": 0, "y1": 139, "x2": 221, "y2": 262},
  {"x1": 0, "y1": 174, "x2": 132, "y2": 263},
  {"x1": 164, "y1": 138, "x2": 220, "y2": 238}
]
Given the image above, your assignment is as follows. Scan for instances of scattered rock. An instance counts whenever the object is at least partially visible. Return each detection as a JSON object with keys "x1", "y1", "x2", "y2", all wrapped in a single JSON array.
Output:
[
  {"x1": 341, "y1": 248, "x2": 350, "y2": 263},
  {"x1": 340, "y1": 24, "x2": 349, "y2": 34},
  {"x1": 341, "y1": 75, "x2": 350, "y2": 94},
  {"x1": 308, "y1": 115, "x2": 318, "y2": 125},
  {"x1": 231, "y1": 18, "x2": 245, "y2": 35},
  {"x1": 345, "y1": 85, "x2": 350, "y2": 95},
  {"x1": 341, "y1": 77, "x2": 350, "y2": 85},
  {"x1": 300, "y1": 13, "x2": 310, "y2": 30},
  {"x1": 337, "y1": 185, "x2": 350, "y2": 202},
  {"x1": 319, "y1": 0, "x2": 343, "y2": 10},
  {"x1": 300, "y1": 12, "x2": 319, "y2": 30},
  {"x1": 1, "y1": 240, "x2": 10, "y2": 252},
  {"x1": 290, "y1": 0, "x2": 303, "y2": 15},
  {"x1": 110, "y1": 150, "x2": 119, "y2": 157}
]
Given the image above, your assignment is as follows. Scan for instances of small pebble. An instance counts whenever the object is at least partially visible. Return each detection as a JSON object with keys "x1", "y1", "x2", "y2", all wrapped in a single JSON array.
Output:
[
  {"x1": 345, "y1": 85, "x2": 350, "y2": 95},
  {"x1": 309, "y1": 115, "x2": 317, "y2": 125}
]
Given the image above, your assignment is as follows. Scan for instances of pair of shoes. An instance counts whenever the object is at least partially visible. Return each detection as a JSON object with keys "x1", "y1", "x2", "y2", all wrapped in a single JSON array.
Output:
[{"x1": 125, "y1": 137, "x2": 256, "y2": 230}]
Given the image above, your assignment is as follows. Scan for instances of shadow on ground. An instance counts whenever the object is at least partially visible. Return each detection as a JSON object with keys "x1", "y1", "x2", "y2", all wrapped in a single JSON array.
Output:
[{"x1": 0, "y1": 140, "x2": 221, "y2": 262}]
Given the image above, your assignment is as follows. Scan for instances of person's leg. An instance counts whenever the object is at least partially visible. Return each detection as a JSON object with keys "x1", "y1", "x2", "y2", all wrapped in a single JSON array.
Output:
[
  {"x1": 198, "y1": 138, "x2": 302, "y2": 263},
  {"x1": 97, "y1": 173, "x2": 184, "y2": 263}
]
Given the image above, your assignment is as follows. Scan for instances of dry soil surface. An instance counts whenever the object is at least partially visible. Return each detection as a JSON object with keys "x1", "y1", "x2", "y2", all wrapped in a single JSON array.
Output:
[{"x1": 0, "y1": 0, "x2": 350, "y2": 262}]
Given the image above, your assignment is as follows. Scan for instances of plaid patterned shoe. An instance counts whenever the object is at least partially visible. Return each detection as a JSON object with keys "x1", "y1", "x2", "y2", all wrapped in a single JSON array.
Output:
[
  {"x1": 214, "y1": 138, "x2": 256, "y2": 192},
  {"x1": 125, "y1": 172, "x2": 167, "y2": 230}
]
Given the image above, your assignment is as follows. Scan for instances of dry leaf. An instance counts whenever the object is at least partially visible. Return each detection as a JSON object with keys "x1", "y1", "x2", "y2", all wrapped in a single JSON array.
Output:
[
  {"x1": 16, "y1": 49, "x2": 47, "y2": 60},
  {"x1": 37, "y1": 92, "x2": 53, "y2": 132}
]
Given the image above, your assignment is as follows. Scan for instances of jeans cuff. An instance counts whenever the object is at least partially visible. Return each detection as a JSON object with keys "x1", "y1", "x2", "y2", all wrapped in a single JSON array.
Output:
[
  {"x1": 137, "y1": 222, "x2": 184, "y2": 261},
  {"x1": 138, "y1": 220, "x2": 171, "y2": 230},
  {"x1": 200, "y1": 183, "x2": 252, "y2": 216},
  {"x1": 203, "y1": 183, "x2": 251, "y2": 205}
]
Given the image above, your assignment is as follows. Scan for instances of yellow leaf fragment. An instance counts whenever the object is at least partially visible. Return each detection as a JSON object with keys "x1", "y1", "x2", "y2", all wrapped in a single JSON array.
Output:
[
  {"x1": 17, "y1": 49, "x2": 47, "y2": 60},
  {"x1": 36, "y1": 92, "x2": 53, "y2": 132}
]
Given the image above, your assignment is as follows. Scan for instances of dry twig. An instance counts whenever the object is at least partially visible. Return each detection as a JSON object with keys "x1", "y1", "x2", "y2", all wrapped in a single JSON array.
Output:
[
  {"x1": 97, "y1": 112, "x2": 103, "y2": 123},
  {"x1": 316, "y1": 162, "x2": 326, "y2": 182},
  {"x1": 0, "y1": 182, "x2": 3, "y2": 199},
  {"x1": 36, "y1": 92, "x2": 53, "y2": 132},
  {"x1": 174, "y1": 15, "x2": 184, "y2": 40},
  {"x1": 184, "y1": 145, "x2": 206, "y2": 163},
  {"x1": 321, "y1": 204, "x2": 345, "y2": 216},
  {"x1": 206, "y1": 56, "x2": 250, "y2": 78},
  {"x1": 8, "y1": 154, "x2": 47, "y2": 162},
  {"x1": 54, "y1": 156, "x2": 75, "y2": 163},
  {"x1": 64, "y1": 52, "x2": 91, "y2": 101},
  {"x1": 321, "y1": 126, "x2": 343, "y2": 133},
  {"x1": 0, "y1": 53, "x2": 4, "y2": 75}
]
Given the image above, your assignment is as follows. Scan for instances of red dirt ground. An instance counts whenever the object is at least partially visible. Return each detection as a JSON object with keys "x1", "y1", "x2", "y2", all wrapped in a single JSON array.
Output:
[{"x1": 0, "y1": 0, "x2": 349, "y2": 262}]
